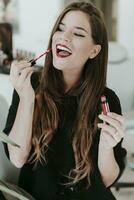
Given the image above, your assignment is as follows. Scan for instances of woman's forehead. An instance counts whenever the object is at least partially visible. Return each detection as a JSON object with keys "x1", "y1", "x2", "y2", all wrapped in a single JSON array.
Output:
[{"x1": 60, "y1": 10, "x2": 91, "y2": 32}]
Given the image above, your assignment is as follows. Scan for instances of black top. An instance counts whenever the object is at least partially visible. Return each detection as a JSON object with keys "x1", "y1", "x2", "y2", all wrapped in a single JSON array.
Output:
[{"x1": 3, "y1": 72, "x2": 126, "y2": 200}]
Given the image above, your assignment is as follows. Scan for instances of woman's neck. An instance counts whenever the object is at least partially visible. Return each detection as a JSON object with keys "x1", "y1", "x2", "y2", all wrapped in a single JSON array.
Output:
[{"x1": 63, "y1": 69, "x2": 82, "y2": 92}]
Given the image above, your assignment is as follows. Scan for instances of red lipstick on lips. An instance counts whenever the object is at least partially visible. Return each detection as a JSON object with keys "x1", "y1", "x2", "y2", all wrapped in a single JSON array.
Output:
[{"x1": 56, "y1": 44, "x2": 72, "y2": 58}]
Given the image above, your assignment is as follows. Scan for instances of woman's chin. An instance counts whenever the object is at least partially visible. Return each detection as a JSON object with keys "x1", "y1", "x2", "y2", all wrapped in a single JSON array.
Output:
[{"x1": 52, "y1": 62, "x2": 64, "y2": 71}]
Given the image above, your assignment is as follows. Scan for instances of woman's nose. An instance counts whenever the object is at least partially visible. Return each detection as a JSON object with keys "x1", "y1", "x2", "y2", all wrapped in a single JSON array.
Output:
[{"x1": 59, "y1": 32, "x2": 71, "y2": 42}]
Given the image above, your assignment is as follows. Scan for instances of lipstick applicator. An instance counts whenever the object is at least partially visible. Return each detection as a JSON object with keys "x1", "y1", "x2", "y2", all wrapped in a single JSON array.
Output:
[
  {"x1": 101, "y1": 95, "x2": 110, "y2": 115},
  {"x1": 29, "y1": 48, "x2": 51, "y2": 66}
]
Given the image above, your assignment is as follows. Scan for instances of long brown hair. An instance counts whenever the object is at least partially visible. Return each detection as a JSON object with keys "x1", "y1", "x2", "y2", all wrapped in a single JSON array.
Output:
[{"x1": 29, "y1": 1, "x2": 108, "y2": 185}]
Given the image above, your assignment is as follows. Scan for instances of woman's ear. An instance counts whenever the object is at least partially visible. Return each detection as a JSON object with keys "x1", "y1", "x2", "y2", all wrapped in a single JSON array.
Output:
[{"x1": 89, "y1": 44, "x2": 101, "y2": 59}]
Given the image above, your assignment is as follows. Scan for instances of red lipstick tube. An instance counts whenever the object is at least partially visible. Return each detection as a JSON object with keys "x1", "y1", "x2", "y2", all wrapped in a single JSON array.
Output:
[
  {"x1": 101, "y1": 95, "x2": 110, "y2": 115},
  {"x1": 29, "y1": 49, "x2": 51, "y2": 66}
]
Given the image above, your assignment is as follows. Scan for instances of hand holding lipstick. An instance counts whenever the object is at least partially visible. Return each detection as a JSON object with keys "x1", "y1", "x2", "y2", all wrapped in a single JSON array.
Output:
[
  {"x1": 9, "y1": 48, "x2": 52, "y2": 101},
  {"x1": 97, "y1": 112, "x2": 125, "y2": 149},
  {"x1": 98, "y1": 95, "x2": 125, "y2": 149},
  {"x1": 10, "y1": 60, "x2": 35, "y2": 102},
  {"x1": 98, "y1": 95, "x2": 124, "y2": 151}
]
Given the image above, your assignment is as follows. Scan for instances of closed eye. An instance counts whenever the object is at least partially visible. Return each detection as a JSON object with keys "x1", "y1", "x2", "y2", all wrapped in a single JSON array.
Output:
[
  {"x1": 57, "y1": 26, "x2": 85, "y2": 37},
  {"x1": 57, "y1": 27, "x2": 64, "y2": 32},
  {"x1": 74, "y1": 33, "x2": 85, "y2": 37},
  {"x1": 57, "y1": 24, "x2": 65, "y2": 32}
]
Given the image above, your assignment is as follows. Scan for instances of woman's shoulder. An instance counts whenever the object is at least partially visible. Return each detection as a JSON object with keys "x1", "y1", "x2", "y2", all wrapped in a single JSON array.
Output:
[
  {"x1": 103, "y1": 87, "x2": 122, "y2": 114},
  {"x1": 103, "y1": 87, "x2": 120, "y2": 102},
  {"x1": 104, "y1": 87, "x2": 118, "y2": 98}
]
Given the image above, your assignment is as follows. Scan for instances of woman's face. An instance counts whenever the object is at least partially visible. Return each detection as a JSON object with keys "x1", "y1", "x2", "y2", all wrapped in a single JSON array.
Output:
[{"x1": 52, "y1": 10, "x2": 100, "y2": 73}]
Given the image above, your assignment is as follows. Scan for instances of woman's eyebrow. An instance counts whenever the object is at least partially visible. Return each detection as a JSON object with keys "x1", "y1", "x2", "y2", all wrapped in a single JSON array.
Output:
[
  {"x1": 74, "y1": 26, "x2": 88, "y2": 33},
  {"x1": 60, "y1": 22, "x2": 88, "y2": 33}
]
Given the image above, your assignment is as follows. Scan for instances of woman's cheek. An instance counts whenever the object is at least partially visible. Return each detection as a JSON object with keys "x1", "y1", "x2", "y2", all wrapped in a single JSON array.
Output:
[{"x1": 52, "y1": 33, "x2": 57, "y2": 43}]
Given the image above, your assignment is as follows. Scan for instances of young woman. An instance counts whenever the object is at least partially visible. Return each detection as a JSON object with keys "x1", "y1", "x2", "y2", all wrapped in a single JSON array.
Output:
[{"x1": 3, "y1": 1, "x2": 126, "y2": 200}]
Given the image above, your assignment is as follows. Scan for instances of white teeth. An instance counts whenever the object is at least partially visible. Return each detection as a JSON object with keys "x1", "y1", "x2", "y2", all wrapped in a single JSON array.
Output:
[{"x1": 56, "y1": 45, "x2": 72, "y2": 54}]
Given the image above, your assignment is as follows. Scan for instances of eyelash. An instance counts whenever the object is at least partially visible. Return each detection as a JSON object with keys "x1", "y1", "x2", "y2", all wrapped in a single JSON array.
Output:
[
  {"x1": 74, "y1": 33, "x2": 85, "y2": 37},
  {"x1": 57, "y1": 27, "x2": 85, "y2": 37}
]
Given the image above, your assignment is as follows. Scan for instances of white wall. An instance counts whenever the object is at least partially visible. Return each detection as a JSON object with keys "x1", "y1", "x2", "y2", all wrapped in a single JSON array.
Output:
[
  {"x1": 13, "y1": 0, "x2": 63, "y2": 65},
  {"x1": 117, "y1": 0, "x2": 134, "y2": 58}
]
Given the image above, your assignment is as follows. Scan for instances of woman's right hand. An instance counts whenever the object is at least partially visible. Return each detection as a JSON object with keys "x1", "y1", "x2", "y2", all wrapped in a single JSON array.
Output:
[{"x1": 10, "y1": 60, "x2": 35, "y2": 102}]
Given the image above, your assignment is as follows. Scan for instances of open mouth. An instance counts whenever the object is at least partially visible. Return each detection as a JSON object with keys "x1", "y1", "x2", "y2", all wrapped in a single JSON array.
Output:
[{"x1": 56, "y1": 44, "x2": 72, "y2": 58}]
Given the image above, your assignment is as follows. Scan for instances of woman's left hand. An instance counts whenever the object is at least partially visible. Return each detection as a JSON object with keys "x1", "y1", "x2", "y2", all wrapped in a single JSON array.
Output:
[{"x1": 98, "y1": 112, "x2": 125, "y2": 149}]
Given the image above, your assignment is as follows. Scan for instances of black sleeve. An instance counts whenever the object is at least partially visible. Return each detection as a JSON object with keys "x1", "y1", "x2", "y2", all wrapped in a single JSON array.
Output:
[
  {"x1": 2, "y1": 71, "x2": 41, "y2": 159},
  {"x1": 105, "y1": 88, "x2": 127, "y2": 186},
  {"x1": 2, "y1": 89, "x2": 20, "y2": 159}
]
